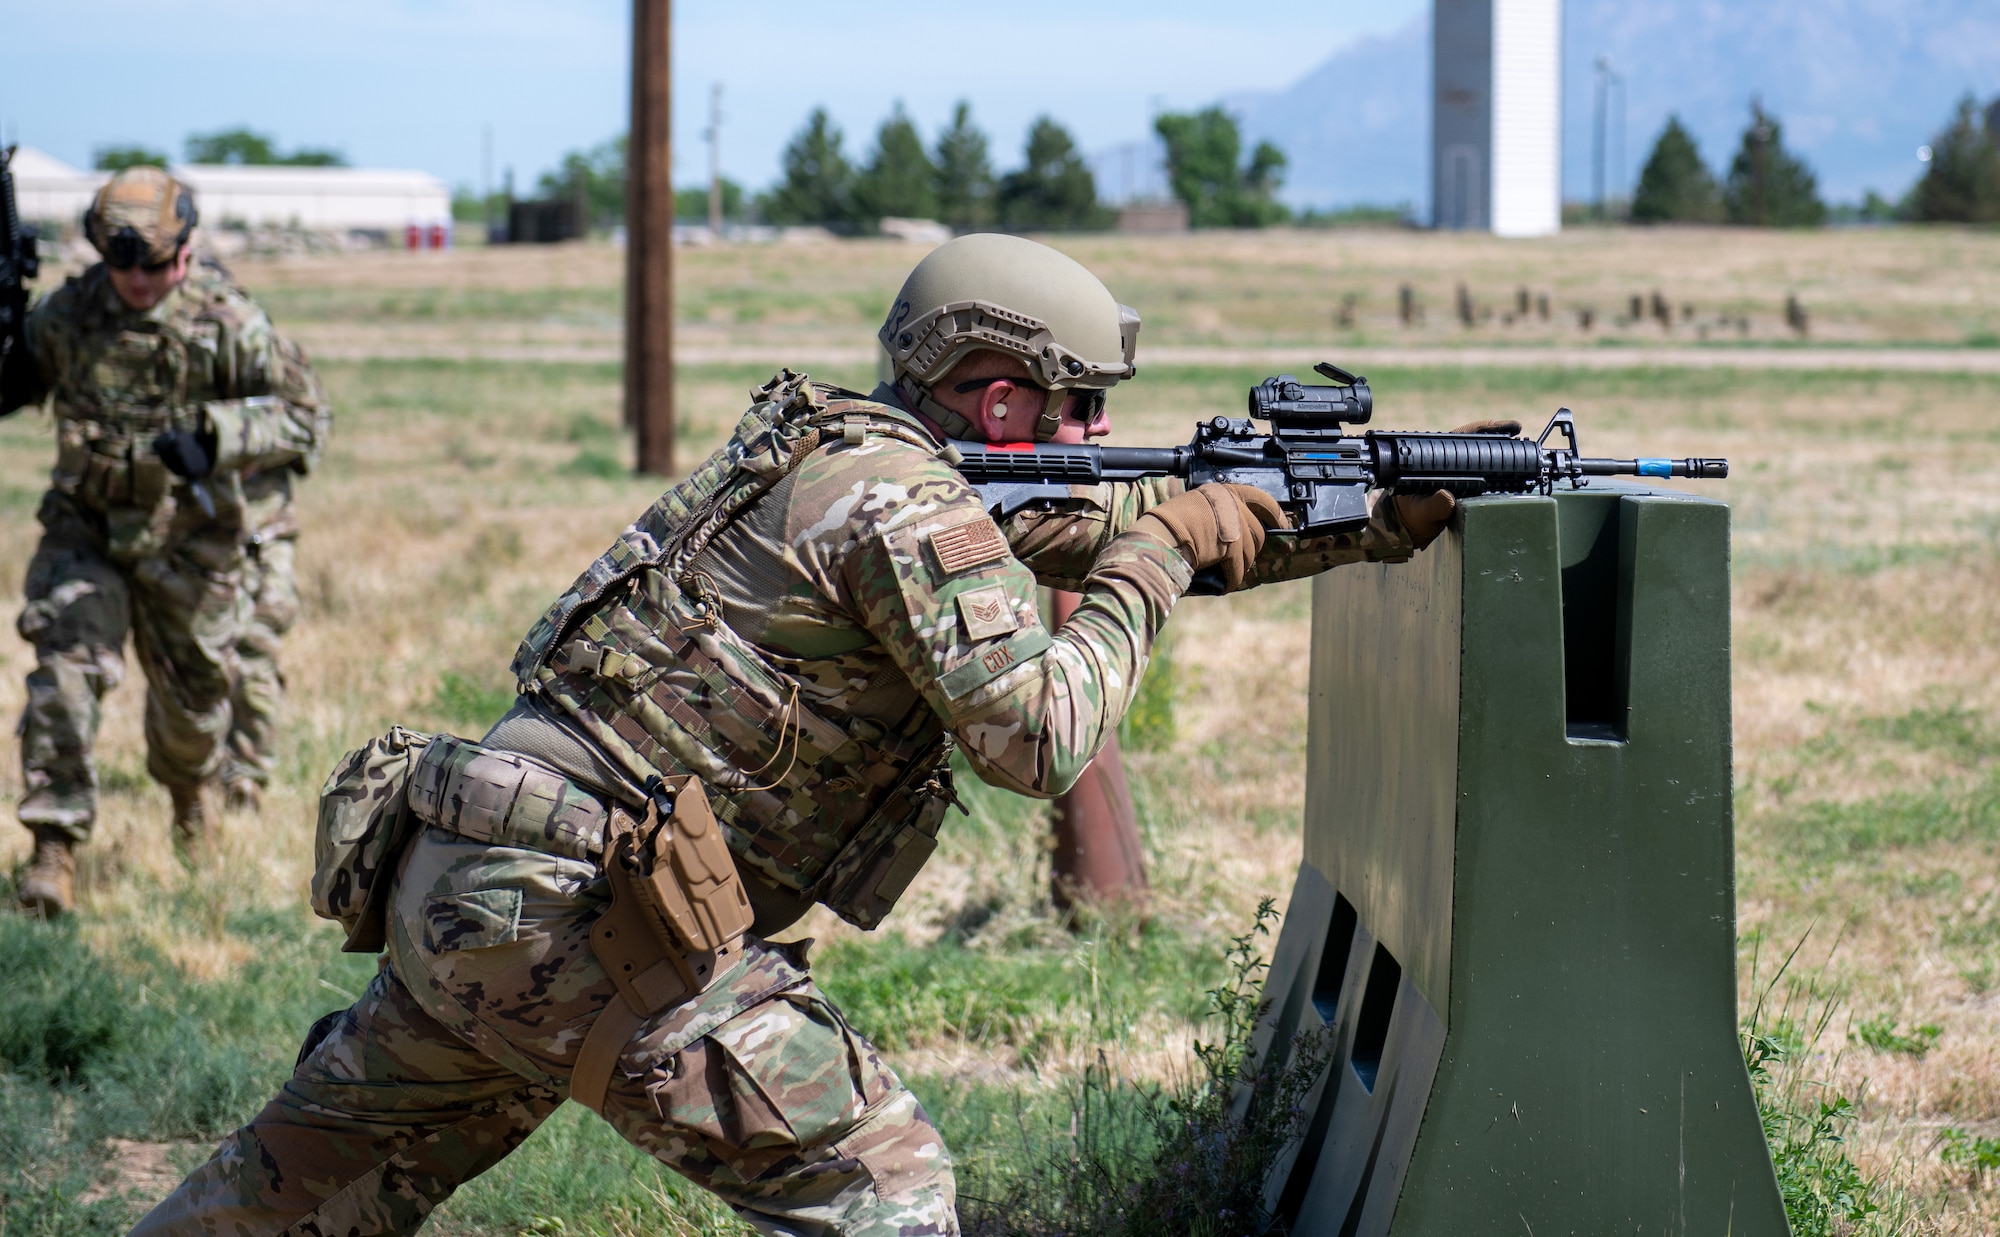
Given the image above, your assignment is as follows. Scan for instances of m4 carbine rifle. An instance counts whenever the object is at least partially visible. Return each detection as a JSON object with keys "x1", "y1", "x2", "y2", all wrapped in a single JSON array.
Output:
[
  {"x1": 950, "y1": 362, "x2": 1727, "y2": 589},
  {"x1": 0, "y1": 145, "x2": 41, "y2": 406}
]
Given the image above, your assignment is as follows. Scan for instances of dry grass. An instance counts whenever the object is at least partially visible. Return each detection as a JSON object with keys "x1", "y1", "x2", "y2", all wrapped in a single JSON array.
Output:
[{"x1": 4, "y1": 225, "x2": 2000, "y2": 1229}]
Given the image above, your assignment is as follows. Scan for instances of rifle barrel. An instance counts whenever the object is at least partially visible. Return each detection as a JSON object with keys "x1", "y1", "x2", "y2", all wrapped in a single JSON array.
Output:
[{"x1": 1577, "y1": 457, "x2": 1730, "y2": 480}]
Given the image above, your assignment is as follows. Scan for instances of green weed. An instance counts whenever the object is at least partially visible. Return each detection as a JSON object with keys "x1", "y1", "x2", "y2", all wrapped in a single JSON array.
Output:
[
  {"x1": 1852, "y1": 1016, "x2": 1942, "y2": 1057},
  {"x1": 565, "y1": 448, "x2": 629, "y2": 480},
  {"x1": 433, "y1": 670, "x2": 518, "y2": 733},
  {"x1": 1938, "y1": 1126, "x2": 2000, "y2": 1188},
  {"x1": 1856, "y1": 704, "x2": 2000, "y2": 764},
  {"x1": 427, "y1": 1104, "x2": 748, "y2": 1236},
  {"x1": 565, "y1": 411, "x2": 621, "y2": 443},
  {"x1": 1741, "y1": 935, "x2": 1891, "y2": 1237},
  {"x1": 1117, "y1": 635, "x2": 1177, "y2": 753},
  {"x1": 957, "y1": 900, "x2": 1331, "y2": 1237},
  {"x1": 1759, "y1": 774, "x2": 2000, "y2": 862},
  {"x1": 0, "y1": 1077, "x2": 129, "y2": 1235},
  {"x1": 818, "y1": 912, "x2": 1223, "y2": 1066},
  {"x1": 0, "y1": 905, "x2": 378, "y2": 1229}
]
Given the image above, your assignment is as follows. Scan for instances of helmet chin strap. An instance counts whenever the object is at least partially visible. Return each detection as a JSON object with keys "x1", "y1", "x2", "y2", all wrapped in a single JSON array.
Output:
[{"x1": 898, "y1": 375, "x2": 1067, "y2": 443}]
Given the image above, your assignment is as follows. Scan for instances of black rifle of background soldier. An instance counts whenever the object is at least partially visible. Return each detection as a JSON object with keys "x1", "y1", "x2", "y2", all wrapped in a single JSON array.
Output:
[
  {"x1": 0, "y1": 146, "x2": 43, "y2": 416},
  {"x1": 951, "y1": 362, "x2": 1728, "y2": 594}
]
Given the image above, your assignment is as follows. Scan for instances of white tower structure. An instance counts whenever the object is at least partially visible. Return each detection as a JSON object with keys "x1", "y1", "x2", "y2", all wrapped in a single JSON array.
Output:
[{"x1": 1433, "y1": 0, "x2": 1561, "y2": 236}]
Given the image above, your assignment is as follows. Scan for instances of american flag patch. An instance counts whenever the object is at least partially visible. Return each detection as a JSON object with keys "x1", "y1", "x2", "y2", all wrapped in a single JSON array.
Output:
[{"x1": 928, "y1": 517, "x2": 1009, "y2": 575}]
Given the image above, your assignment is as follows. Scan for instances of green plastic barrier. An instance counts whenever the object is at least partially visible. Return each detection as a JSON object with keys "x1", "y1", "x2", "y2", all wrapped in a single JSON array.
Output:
[{"x1": 1253, "y1": 484, "x2": 1786, "y2": 1236}]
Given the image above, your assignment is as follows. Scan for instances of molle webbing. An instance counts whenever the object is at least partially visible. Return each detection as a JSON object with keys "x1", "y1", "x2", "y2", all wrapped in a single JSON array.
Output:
[
  {"x1": 510, "y1": 374, "x2": 963, "y2": 912},
  {"x1": 405, "y1": 735, "x2": 615, "y2": 863}
]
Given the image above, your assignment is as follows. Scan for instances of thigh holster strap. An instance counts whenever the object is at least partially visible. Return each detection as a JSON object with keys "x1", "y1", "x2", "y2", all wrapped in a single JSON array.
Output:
[{"x1": 574, "y1": 778, "x2": 756, "y2": 1114}]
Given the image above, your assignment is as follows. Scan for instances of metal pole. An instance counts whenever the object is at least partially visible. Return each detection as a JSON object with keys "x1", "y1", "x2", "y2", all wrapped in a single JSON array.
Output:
[
  {"x1": 1611, "y1": 70, "x2": 1626, "y2": 217},
  {"x1": 627, "y1": 0, "x2": 674, "y2": 473},
  {"x1": 707, "y1": 83, "x2": 724, "y2": 238},
  {"x1": 1592, "y1": 57, "x2": 1607, "y2": 221},
  {"x1": 1047, "y1": 590, "x2": 1150, "y2": 912}
]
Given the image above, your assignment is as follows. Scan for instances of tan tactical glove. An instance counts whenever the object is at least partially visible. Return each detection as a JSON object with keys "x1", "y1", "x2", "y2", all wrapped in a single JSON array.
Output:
[
  {"x1": 1392, "y1": 491, "x2": 1457, "y2": 550},
  {"x1": 1388, "y1": 419, "x2": 1519, "y2": 551},
  {"x1": 1451, "y1": 418, "x2": 1522, "y2": 436},
  {"x1": 1136, "y1": 483, "x2": 1289, "y2": 592}
]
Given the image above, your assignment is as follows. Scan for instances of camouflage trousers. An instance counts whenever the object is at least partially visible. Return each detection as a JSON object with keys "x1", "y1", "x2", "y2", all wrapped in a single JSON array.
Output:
[
  {"x1": 14, "y1": 491, "x2": 278, "y2": 840},
  {"x1": 223, "y1": 532, "x2": 299, "y2": 791},
  {"x1": 133, "y1": 830, "x2": 958, "y2": 1236}
]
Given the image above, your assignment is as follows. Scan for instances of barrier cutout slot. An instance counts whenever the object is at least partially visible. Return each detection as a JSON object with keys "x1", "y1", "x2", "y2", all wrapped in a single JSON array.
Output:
[
  {"x1": 1350, "y1": 944, "x2": 1401, "y2": 1092},
  {"x1": 1558, "y1": 494, "x2": 1629, "y2": 742},
  {"x1": 1313, "y1": 895, "x2": 1360, "y2": 1023}
]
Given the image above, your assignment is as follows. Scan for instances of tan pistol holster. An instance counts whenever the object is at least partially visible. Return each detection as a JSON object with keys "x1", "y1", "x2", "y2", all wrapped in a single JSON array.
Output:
[{"x1": 572, "y1": 775, "x2": 755, "y2": 1113}]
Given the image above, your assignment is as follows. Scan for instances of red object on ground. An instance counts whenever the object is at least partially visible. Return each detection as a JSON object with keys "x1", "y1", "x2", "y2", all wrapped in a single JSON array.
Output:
[
  {"x1": 404, "y1": 224, "x2": 421, "y2": 251},
  {"x1": 1048, "y1": 590, "x2": 1150, "y2": 910}
]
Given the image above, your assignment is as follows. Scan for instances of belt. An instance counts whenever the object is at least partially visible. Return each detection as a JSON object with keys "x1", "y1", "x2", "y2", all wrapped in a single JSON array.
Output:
[{"x1": 404, "y1": 734, "x2": 622, "y2": 862}]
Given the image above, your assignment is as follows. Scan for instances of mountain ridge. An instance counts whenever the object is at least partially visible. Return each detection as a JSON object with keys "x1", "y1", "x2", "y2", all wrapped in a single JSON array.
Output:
[{"x1": 1226, "y1": 0, "x2": 2000, "y2": 212}]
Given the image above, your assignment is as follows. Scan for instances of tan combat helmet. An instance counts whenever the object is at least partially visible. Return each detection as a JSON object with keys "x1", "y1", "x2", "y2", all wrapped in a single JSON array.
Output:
[
  {"x1": 84, "y1": 166, "x2": 198, "y2": 269},
  {"x1": 879, "y1": 233, "x2": 1139, "y2": 441}
]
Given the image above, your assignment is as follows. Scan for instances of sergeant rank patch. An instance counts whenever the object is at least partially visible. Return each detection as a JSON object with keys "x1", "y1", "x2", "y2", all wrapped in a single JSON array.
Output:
[
  {"x1": 928, "y1": 516, "x2": 1009, "y2": 575},
  {"x1": 955, "y1": 583, "x2": 1020, "y2": 641}
]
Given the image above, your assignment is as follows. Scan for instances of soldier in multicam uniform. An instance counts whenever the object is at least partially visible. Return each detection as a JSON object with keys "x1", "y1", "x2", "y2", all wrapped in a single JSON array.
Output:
[
  {"x1": 135, "y1": 234, "x2": 1457, "y2": 1236},
  {"x1": 0, "y1": 167, "x2": 330, "y2": 916}
]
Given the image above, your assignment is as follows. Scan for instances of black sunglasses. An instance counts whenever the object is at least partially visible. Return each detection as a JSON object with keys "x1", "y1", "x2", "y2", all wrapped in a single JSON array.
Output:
[
  {"x1": 102, "y1": 228, "x2": 177, "y2": 273},
  {"x1": 951, "y1": 376, "x2": 1106, "y2": 423}
]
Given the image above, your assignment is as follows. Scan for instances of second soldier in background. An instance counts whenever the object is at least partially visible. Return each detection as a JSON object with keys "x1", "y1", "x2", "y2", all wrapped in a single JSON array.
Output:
[{"x1": 0, "y1": 166, "x2": 331, "y2": 915}]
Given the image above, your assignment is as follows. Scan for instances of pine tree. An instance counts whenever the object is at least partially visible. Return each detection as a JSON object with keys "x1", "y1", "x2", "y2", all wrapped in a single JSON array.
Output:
[
  {"x1": 853, "y1": 104, "x2": 938, "y2": 225},
  {"x1": 1630, "y1": 116, "x2": 1720, "y2": 223},
  {"x1": 1908, "y1": 94, "x2": 2000, "y2": 223},
  {"x1": 997, "y1": 118, "x2": 1103, "y2": 231},
  {"x1": 933, "y1": 102, "x2": 995, "y2": 231},
  {"x1": 1722, "y1": 103, "x2": 1825, "y2": 227},
  {"x1": 1153, "y1": 107, "x2": 1288, "y2": 228},
  {"x1": 760, "y1": 109, "x2": 855, "y2": 227}
]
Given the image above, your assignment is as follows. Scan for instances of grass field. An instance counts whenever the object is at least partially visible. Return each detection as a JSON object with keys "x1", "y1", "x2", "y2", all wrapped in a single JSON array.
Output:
[{"x1": 2, "y1": 224, "x2": 1999, "y2": 1233}]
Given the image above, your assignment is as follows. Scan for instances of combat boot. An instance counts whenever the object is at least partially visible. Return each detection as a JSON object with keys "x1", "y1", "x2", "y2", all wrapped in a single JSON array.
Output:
[
  {"x1": 223, "y1": 777, "x2": 263, "y2": 816},
  {"x1": 19, "y1": 827, "x2": 77, "y2": 918},
  {"x1": 168, "y1": 782, "x2": 216, "y2": 865}
]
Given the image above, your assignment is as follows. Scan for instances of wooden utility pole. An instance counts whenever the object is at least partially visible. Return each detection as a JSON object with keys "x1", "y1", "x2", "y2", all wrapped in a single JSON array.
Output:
[
  {"x1": 1048, "y1": 591, "x2": 1150, "y2": 912},
  {"x1": 627, "y1": 0, "x2": 674, "y2": 475}
]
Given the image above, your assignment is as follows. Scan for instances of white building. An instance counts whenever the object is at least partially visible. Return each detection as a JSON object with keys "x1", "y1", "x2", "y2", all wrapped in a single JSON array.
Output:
[
  {"x1": 1433, "y1": 0, "x2": 1562, "y2": 236},
  {"x1": 11, "y1": 146, "x2": 105, "y2": 227},
  {"x1": 174, "y1": 164, "x2": 450, "y2": 232},
  {"x1": 8, "y1": 146, "x2": 450, "y2": 235}
]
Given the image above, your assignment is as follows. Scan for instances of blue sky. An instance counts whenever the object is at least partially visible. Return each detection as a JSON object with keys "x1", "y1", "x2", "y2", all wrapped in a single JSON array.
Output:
[{"x1": 3, "y1": 0, "x2": 1424, "y2": 196}]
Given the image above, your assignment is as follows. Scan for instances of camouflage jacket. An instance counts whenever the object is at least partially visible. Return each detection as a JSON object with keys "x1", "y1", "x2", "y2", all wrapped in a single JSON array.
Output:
[
  {"x1": 19, "y1": 262, "x2": 329, "y2": 543},
  {"x1": 514, "y1": 372, "x2": 1415, "y2": 927}
]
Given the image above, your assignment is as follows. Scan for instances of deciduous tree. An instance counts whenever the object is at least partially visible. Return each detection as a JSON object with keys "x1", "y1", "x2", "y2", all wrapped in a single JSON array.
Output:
[{"x1": 1154, "y1": 107, "x2": 1288, "y2": 228}]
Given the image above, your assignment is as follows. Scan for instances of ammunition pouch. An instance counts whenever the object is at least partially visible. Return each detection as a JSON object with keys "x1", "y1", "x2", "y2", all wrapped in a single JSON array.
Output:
[
  {"x1": 812, "y1": 740, "x2": 958, "y2": 930},
  {"x1": 311, "y1": 726, "x2": 432, "y2": 954},
  {"x1": 405, "y1": 733, "x2": 613, "y2": 862},
  {"x1": 52, "y1": 412, "x2": 209, "y2": 558}
]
